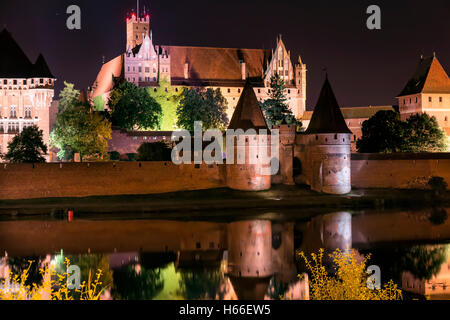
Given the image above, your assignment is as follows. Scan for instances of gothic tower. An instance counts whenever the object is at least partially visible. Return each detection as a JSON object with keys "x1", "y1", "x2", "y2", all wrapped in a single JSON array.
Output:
[
  {"x1": 126, "y1": 3, "x2": 150, "y2": 51},
  {"x1": 226, "y1": 81, "x2": 272, "y2": 191},
  {"x1": 303, "y1": 75, "x2": 352, "y2": 195}
]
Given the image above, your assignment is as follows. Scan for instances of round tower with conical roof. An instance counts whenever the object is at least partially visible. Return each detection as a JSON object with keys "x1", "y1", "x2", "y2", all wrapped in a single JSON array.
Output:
[
  {"x1": 302, "y1": 75, "x2": 352, "y2": 195},
  {"x1": 226, "y1": 81, "x2": 272, "y2": 191}
]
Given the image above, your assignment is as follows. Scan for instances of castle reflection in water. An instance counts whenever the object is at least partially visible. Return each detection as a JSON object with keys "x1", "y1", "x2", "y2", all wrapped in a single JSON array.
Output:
[{"x1": 0, "y1": 209, "x2": 449, "y2": 300}]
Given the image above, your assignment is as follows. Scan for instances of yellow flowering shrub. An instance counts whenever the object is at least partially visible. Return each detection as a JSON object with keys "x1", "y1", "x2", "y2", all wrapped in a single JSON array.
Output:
[
  {"x1": 0, "y1": 258, "x2": 105, "y2": 300},
  {"x1": 298, "y1": 248, "x2": 403, "y2": 300}
]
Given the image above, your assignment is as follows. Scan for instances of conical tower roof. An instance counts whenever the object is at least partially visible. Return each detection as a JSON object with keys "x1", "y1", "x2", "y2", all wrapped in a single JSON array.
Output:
[
  {"x1": 33, "y1": 53, "x2": 55, "y2": 78},
  {"x1": 0, "y1": 28, "x2": 34, "y2": 78},
  {"x1": 228, "y1": 81, "x2": 269, "y2": 131},
  {"x1": 305, "y1": 75, "x2": 352, "y2": 134},
  {"x1": 398, "y1": 55, "x2": 450, "y2": 96}
]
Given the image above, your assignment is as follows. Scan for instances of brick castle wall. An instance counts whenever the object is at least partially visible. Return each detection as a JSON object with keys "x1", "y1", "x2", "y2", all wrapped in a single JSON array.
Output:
[
  {"x1": 0, "y1": 162, "x2": 226, "y2": 200},
  {"x1": 0, "y1": 154, "x2": 449, "y2": 200},
  {"x1": 351, "y1": 153, "x2": 450, "y2": 189}
]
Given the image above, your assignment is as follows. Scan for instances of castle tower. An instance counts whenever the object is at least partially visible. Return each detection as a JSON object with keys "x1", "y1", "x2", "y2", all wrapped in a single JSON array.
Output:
[
  {"x1": 126, "y1": 5, "x2": 150, "y2": 51},
  {"x1": 226, "y1": 81, "x2": 271, "y2": 191},
  {"x1": 227, "y1": 220, "x2": 273, "y2": 300},
  {"x1": 295, "y1": 56, "x2": 307, "y2": 117},
  {"x1": 397, "y1": 54, "x2": 450, "y2": 135},
  {"x1": 303, "y1": 75, "x2": 352, "y2": 194}
]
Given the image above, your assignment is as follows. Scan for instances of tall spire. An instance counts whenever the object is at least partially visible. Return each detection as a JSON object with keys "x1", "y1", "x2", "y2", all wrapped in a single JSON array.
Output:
[
  {"x1": 305, "y1": 75, "x2": 352, "y2": 134},
  {"x1": 137, "y1": 0, "x2": 140, "y2": 18}
]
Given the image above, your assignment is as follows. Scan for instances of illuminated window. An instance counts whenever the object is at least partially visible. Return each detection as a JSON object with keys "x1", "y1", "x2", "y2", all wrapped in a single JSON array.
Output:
[
  {"x1": 10, "y1": 106, "x2": 17, "y2": 118},
  {"x1": 25, "y1": 106, "x2": 31, "y2": 118}
]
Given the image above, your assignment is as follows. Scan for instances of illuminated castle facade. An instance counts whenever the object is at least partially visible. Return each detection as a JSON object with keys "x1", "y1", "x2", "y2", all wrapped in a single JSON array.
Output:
[
  {"x1": 91, "y1": 9, "x2": 307, "y2": 120},
  {"x1": 0, "y1": 29, "x2": 56, "y2": 157}
]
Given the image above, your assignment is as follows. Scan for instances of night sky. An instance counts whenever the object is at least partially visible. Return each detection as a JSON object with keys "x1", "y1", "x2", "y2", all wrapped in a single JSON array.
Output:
[{"x1": 0, "y1": 0, "x2": 449, "y2": 110}]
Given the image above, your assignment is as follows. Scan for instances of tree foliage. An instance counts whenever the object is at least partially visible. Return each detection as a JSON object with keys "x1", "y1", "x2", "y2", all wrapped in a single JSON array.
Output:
[
  {"x1": 109, "y1": 81, "x2": 162, "y2": 130},
  {"x1": 92, "y1": 95, "x2": 106, "y2": 112},
  {"x1": 403, "y1": 113, "x2": 447, "y2": 152},
  {"x1": 51, "y1": 83, "x2": 111, "y2": 161},
  {"x1": 148, "y1": 78, "x2": 182, "y2": 131},
  {"x1": 137, "y1": 141, "x2": 173, "y2": 161},
  {"x1": 58, "y1": 81, "x2": 80, "y2": 112},
  {"x1": 176, "y1": 88, "x2": 229, "y2": 131},
  {"x1": 3, "y1": 125, "x2": 48, "y2": 163},
  {"x1": 261, "y1": 73, "x2": 297, "y2": 128},
  {"x1": 357, "y1": 111, "x2": 447, "y2": 153}
]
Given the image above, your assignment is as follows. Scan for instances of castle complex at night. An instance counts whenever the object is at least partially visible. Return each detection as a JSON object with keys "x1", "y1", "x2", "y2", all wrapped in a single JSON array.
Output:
[{"x1": 90, "y1": 9, "x2": 307, "y2": 120}]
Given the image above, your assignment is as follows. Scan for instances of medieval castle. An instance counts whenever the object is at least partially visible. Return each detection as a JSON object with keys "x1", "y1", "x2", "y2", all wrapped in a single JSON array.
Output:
[{"x1": 0, "y1": 5, "x2": 449, "y2": 199}]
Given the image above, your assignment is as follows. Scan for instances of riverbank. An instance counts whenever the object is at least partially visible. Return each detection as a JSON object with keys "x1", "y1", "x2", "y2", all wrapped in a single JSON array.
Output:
[{"x1": 0, "y1": 185, "x2": 448, "y2": 219}]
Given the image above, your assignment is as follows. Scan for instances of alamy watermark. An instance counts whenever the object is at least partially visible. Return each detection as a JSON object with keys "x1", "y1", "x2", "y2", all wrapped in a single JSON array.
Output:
[{"x1": 170, "y1": 122, "x2": 280, "y2": 176}]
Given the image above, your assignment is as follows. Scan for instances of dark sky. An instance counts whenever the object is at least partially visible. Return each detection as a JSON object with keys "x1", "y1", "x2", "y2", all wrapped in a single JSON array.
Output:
[{"x1": 1, "y1": 0, "x2": 449, "y2": 110}]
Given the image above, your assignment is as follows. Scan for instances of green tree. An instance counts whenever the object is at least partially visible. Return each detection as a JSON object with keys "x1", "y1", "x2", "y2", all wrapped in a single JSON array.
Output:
[
  {"x1": 112, "y1": 266, "x2": 164, "y2": 300},
  {"x1": 403, "y1": 113, "x2": 447, "y2": 152},
  {"x1": 148, "y1": 78, "x2": 182, "y2": 131},
  {"x1": 51, "y1": 83, "x2": 112, "y2": 161},
  {"x1": 92, "y1": 95, "x2": 106, "y2": 112},
  {"x1": 178, "y1": 269, "x2": 223, "y2": 300},
  {"x1": 58, "y1": 81, "x2": 80, "y2": 112},
  {"x1": 357, "y1": 111, "x2": 447, "y2": 153},
  {"x1": 261, "y1": 73, "x2": 296, "y2": 127},
  {"x1": 356, "y1": 110, "x2": 408, "y2": 153},
  {"x1": 137, "y1": 141, "x2": 172, "y2": 161},
  {"x1": 176, "y1": 88, "x2": 229, "y2": 131},
  {"x1": 3, "y1": 125, "x2": 48, "y2": 163},
  {"x1": 109, "y1": 81, "x2": 162, "y2": 130}
]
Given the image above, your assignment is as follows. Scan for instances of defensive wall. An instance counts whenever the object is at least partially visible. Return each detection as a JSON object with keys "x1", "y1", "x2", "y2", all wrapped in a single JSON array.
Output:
[
  {"x1": 351, "y1": 153, "x2": 450, "y2": 189},
  {"x1": 0, "y1": 162, "x2": 226, "y2": 200},
  {"x1": 0, "y1": 153, "x2": 449, "y2": 200}
]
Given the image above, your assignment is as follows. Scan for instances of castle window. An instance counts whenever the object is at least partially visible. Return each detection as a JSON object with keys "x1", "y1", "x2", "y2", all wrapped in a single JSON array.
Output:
[
  {"x1": 3, "y1": 80, "x2": 6, "y2": 85},
  {"x1": 258, "y1": 89, "x2": 261, "y2": 94},
  {"x1": 13, "y1": 80, "x2": 17, "y2": 85},
  {"x1": 145, "y1": 67, "x2": 150, "y2": 73},
  {"x1": 315, "y1": 135, "x2": 318, "y2": 140},
  {"x1": 429, "y1": 97, "x2": 432, "y2": 102},
  {"x1": 416, "y1": 97, "x2": 418, "y2": 103},
  {"x1": 228, "y1": 89, "x2": 231, "y2": 93},
  {"x1": 445, "y1": 117, "x2": 448, "y2": 122},
  {"x1": 138, "y1": 67, "x2": 142, "y2": 72},
  {"x1": 238, "y1": 89, "x2": 241, "y2": 93},
  {"x1": 334, "y1": 134, "x2": 337, "y2": 139},
  {"x1": 439, "y1": 97, "x2": 443, "y2": 102},
  {"x1": 10, "y1": 106, "x2": 17, "y2": 118},
  {"x1": 24, "y1": 106, "x2": 31, "y2": 119}
]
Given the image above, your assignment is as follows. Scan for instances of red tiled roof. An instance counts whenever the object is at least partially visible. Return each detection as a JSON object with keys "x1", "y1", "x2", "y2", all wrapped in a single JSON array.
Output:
[
  {"x1": 399, "y1": 56, "x2": 450, "y2": 96},
  {"x1": 91, "y1": 54, "x2": 123, "y2": 98},
  {"x1": 164, "y1": 46, "x2": 271, "y2": 81},
  {"x1": 91, "y1": 46, "x2": 272, "y2": 98}
]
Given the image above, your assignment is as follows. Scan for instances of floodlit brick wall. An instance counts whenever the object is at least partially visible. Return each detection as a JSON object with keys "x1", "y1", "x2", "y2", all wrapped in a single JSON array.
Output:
[
  {"x1": 351, "y1": 153, "x2": 450, "y2": 189},
  {"x1": 0, "y1": 162, "x2": 226, "y2": 200}
]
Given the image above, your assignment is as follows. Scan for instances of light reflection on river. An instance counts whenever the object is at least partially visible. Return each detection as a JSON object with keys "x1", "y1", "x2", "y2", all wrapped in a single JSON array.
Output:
[{"x1": 0, "y1": 208, "x2": 449, "y2": 300}]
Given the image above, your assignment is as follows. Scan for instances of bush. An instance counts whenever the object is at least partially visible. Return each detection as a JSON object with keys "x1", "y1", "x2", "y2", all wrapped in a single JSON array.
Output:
[
  {"x1": 428, "y1": 176, "x2": 448, "y2": 194},
  {"x1": 125, "y1": 153, "x2": 137, "y2": 161},
  {"x1": 136, "y1": 142, "x2": 172, "y2": 161},
  {"x1": 298, "y1": 249, "x2": 403, "y2": 300},
  {"x1": 108, "y1": 151, "x2": 120, "y2": 161}
]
